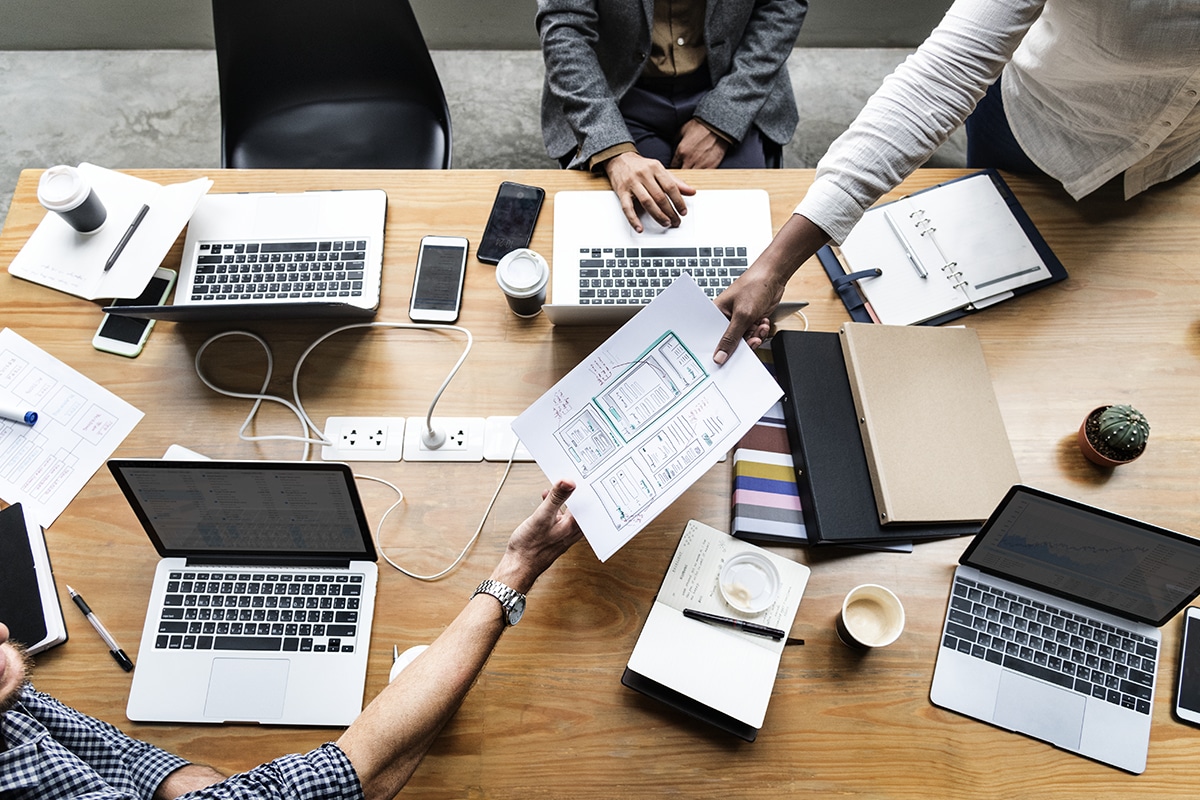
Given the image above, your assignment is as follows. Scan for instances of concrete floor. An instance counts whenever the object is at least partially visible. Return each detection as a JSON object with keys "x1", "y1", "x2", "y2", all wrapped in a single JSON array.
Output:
[{"x1": 0, "y1": 48, "x2": 965, "y2": 224}]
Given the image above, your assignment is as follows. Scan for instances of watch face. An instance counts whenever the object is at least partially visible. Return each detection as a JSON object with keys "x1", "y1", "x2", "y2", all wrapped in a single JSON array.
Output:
[{"x1": 508, "y1": 594, "x2": 526, "y2": 625}]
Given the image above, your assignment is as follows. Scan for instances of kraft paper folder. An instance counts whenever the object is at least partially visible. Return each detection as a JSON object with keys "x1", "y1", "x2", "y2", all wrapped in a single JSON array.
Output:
[
  {"x1": 0, "y1": 503, "x2": 67, "y2": 654},
  {"x1": 770, "y1": 330, "x2": 980, "y2": 545},
  {"x1": 818, "y1": 170, "x2": 1068, "y2": 326},
  {"x1": 622, "y1": 520, "x2": 810, "y2": 741},
  {"x1": 839, "y1": 322, "x2": 1021, "y2": 525}
]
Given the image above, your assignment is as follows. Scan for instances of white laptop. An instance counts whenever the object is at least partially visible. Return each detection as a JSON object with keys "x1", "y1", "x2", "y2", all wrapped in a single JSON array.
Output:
[
  {"x1": 545, "y1": 189, "x2": 804, "y2": 326},
  {"x1": 108, "y1": 458, "x2": 379, "y2": 726},
  {"x1": 104, "y1": 189, "x2": 387, "y2": 321},
  {"x1": 931, "y1": 484, "x2": 1200, "y2": 773}
]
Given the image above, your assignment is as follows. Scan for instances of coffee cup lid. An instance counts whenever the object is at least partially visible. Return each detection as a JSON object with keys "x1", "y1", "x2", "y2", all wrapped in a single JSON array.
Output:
[
  {"x1": 37, "y1": 165, "x2": 90, "y2": 211},
  {"x1": 719, "y1": 551, "x2": 780, "y2": 614},
  {"x1": 496, "y1": 249, "x2": 549, "y2": 298}
]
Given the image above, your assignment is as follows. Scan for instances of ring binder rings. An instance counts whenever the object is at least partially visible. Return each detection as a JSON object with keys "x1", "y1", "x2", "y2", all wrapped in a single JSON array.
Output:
[{"x1": 818, "y1": 170, "x2": 1068, "y2": 326}]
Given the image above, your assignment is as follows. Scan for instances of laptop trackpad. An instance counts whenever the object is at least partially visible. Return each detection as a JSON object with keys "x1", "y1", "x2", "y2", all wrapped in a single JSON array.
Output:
[
  {"x1": 204, "y1": 658, "x2": 289, "y2": 721},
  {"x1": 993, "y1": 670, "x2": 1085, "y2": 749}
]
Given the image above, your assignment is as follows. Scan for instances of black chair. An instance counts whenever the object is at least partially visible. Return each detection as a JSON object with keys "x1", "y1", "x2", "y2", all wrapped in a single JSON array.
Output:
[{"x1": 211, "y1": 0, "x2": 452, "y2": 169}]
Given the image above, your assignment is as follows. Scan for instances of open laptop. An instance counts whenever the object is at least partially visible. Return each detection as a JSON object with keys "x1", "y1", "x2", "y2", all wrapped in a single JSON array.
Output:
[
  {"x1": 931, "y1": 484, "x2": 1200, "y2": 773},
  {"x1": 545, "y1": 188, "x2": 805, "y2": 326},
  {"x1": 108, "y1": 458, "x2": 379, "y2": 726},
  {"x1": 104, "y1": 189, "x2": 387, "y2": 321}
]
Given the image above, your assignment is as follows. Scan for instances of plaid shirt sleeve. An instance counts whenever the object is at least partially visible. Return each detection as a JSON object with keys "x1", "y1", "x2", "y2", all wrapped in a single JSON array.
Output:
[
  {"x1": 175, "y1": 743, "x2": 363, "y2": 800},
  {"x1": 1, "y1": 686, "x2": 189, "y2": 799}
]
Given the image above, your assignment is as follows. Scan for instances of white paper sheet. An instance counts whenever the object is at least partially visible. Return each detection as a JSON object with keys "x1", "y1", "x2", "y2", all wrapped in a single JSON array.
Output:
[
  {"x1": 512, "y1": 275, "x2": 782, "y2": 561},
  {"x1": 0, "y1": 328, "x2": 144, "y2": 527},
  {"x1": 7, "y1": 163, "x2": 211, "y2": 300}
]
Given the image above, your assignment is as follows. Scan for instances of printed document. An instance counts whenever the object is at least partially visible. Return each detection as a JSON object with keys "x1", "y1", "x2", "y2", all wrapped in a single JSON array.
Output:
[
  {"x1": 0, "y1": 328, "x2": 143, "y2": 527},
  {"x1": 512, "y1": 275, "x2": 782, "y2": 561}
]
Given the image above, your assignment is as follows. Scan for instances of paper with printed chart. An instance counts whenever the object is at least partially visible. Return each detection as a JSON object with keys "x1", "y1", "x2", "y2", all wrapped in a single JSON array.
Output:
[{"x1": 512, "y1": 275, "x2": 782, "y2": 561}]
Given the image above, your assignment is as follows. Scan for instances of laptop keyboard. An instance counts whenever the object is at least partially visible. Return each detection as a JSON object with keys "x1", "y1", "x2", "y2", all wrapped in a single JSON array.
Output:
[
  {"x1": 942, "y1": 576, "x2": 1157, "y2": 715},
  {"x1": 576, "y1": 245, "x2": 749, "y2": 304},
  {"x1": 189, "y1": 240, "x2": 368, "y2": 302},
  {"x1": 155, "y1": 569, "x2": 364, "y2": 654}
]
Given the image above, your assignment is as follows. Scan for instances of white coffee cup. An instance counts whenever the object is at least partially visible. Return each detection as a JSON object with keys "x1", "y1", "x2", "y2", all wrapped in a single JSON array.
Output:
[
  {"x1": 37, "y1": 164, "x2": 107, "y2": 233},
  {"x1": 836, "y1": 584, "x2": 905, "y2": 649},
  {"x1": 495, "y1": 248, "x2": 549, "y2": 317}
]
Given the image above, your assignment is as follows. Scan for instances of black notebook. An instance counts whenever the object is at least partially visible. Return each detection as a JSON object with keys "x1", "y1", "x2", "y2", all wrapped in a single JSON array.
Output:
[
  {"x1": 0, "y1": 503, "x2": 67, "y2": 653},
  {"x1": 770, "y1": 331, "x2": 979, "y2": 545}
]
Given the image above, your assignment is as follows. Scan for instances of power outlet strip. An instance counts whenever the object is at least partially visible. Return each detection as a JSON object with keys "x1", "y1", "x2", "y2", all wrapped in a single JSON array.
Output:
[
  {"x1": 321, "y1": 416, "x2": 406, "y2": 462},
  {"x1": 483, "y1": 416, "x2": 534, "y2": 462},
  {"x1": 403, "y1": 416, "x2": 486, "y2": 462}
]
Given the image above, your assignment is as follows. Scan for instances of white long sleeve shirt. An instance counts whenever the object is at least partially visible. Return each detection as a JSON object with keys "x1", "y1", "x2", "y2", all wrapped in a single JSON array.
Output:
[{"x1": 799, "y1": 0, "x2": 1200, "y2": 244}]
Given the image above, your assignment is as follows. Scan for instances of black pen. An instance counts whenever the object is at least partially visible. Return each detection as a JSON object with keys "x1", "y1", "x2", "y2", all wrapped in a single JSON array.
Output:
[
  {"x1": 66, "y1": 585, "x2": 134, "y2": 671},
  {"x1": 683, "y1": 608, "x2": 786, "y2": 641},
  {"x1": 103, "y1": 203, "x2": 150, "y2": 272}
]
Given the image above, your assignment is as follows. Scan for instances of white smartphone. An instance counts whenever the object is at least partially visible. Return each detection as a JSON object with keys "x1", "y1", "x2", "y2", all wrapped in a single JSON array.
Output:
[
  {"x1": 1176, "y1": 606, "x2": 1200, "y2": 725},
  {"x1": 92, "y1": 267, "x2": 177, "y2": 357},
  {"x1": 409, "y1": 235, "x2": 469, "y2": 323}
]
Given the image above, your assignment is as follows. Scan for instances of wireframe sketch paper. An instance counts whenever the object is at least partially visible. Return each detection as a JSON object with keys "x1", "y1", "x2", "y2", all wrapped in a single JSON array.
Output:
[
  {"x1": 511, "y1": 275, "x2": 782, "y2": 562},
  {"x1": 0, "y1": 328, "x2": 144, "y2": 527},
  {"x1": 7, "y1": 163, "x2": 211, "y2": 300}
]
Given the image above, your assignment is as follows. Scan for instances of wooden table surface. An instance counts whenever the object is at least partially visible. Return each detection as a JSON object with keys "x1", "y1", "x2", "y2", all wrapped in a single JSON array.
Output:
[{"x1": 3, "y1": 167, "x2": 1199, "y2": 798}]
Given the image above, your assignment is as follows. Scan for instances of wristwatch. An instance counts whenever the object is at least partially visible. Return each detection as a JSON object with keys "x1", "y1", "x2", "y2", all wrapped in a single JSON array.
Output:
[{"x1": 472, "y1": 579, "x2": 526, "y2": 626}]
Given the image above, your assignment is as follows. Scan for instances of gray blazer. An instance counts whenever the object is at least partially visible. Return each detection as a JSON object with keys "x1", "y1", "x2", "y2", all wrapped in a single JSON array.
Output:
[{"x1": 537, "y1": 0, "x2": 808, "y2": 168}]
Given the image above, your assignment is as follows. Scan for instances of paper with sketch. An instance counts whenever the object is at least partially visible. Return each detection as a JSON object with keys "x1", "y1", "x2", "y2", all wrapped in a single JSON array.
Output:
[
  {"x1": 626, "y1": 520, "x2": 810, "y2": 727},
  {"x1": 7, "y1": 163, "x2": 211, "y2": 300},
  {"x1": 512, "y1": 275, "x2": 782, "y2": 562},
  {"x1": 0, "y1": 328, "x2": 144, "y2": 527}
]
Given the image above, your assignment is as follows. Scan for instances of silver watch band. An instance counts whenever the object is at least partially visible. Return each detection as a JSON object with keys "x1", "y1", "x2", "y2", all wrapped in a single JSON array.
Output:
[{"x1": 472, "y1": 578, "x2": 525, "y2": 625}]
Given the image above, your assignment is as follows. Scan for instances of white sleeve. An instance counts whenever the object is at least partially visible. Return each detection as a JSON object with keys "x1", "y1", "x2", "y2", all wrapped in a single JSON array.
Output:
[{"x1": 796, "y1": 0, "x2": 1047, "y2": 243}]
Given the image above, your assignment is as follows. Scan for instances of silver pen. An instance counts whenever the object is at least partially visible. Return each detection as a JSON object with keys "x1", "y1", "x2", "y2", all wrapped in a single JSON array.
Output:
[
  {"x1": 66, "y1": 585, "x2": 134, "y2": 671},
  {"x1": 884, "y1": 211, "x2": 927, "y2": 279}
]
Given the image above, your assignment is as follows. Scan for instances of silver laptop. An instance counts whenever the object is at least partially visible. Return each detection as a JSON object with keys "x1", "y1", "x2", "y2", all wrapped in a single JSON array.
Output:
[
  {"x1": 545, "y1": 188, "x2": 797, "y2": 326},
  {"x1": 104, "y1": 189, "x2": 387, "y2": 321},
  {"x1": 108, "y1": 459, "x2": 379, "y2": 726},
  {"x1": 931, "y1": 484, "x2": 1200, "y2": 773}
]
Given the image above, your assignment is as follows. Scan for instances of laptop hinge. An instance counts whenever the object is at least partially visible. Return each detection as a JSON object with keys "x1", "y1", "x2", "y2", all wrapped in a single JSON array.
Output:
[{"x1": 183, "y1": 556, "x2": 354, "y2": 569}]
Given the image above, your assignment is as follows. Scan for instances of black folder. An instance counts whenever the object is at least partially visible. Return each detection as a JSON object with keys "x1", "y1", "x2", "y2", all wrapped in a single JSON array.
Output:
[
  {"x1": 0, "y1": 503, "x2": 67, "y2": 653},
  {"x1": 770, "y1": 331, "x2": 979, "y2": 545}
]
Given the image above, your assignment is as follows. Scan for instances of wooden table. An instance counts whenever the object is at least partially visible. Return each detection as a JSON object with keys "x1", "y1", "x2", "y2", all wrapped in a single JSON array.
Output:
[{"x1": 3, "y1": 167, "x2": 1199, "y2": 798}]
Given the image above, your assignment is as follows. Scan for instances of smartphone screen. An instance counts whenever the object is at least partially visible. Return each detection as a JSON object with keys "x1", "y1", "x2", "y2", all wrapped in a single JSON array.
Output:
[
  {"x1": 410, "y1": 236, "x2": 468, "y2": 322},
  {"x1": 98, "y1": 273, "x2": 173, "y2": 344},
  {"x1": 476, "y1": 182, "x2": 545, "y2": 264},
  {"x1": 1178, "y1": 610, "x2": 1200, "y2": 719}
]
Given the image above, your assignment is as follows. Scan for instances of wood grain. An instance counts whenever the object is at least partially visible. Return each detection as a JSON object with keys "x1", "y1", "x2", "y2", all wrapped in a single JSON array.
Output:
[{"x1": 3, "y1": 167, "x2": 1199, "y2": 798}]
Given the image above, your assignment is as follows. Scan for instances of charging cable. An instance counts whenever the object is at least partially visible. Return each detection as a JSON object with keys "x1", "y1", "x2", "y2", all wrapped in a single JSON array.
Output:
[{"x1": 195, "y1": 321, "x2": 473, "y2": 460}]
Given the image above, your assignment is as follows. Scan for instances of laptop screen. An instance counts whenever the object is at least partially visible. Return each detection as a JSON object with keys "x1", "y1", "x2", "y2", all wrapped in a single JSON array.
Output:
[
  {"x1": 961, "y1": 485, "x2": 1200, "y2": 625},
  {"x1": 109, "y1": 460, "x2": 376, "y2": 561}
]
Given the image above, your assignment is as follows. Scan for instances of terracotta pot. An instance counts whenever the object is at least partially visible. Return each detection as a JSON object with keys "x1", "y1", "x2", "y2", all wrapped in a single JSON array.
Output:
[{"x1": 1077, "y1": 405, "x2": 1143, "y2": 467}]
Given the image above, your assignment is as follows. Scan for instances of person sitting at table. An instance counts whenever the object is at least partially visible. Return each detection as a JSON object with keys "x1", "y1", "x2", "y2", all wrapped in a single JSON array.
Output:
[
  {"x1": 537, "y1": 0, "x2": 808, "y2": 233},
  {"x1": 711, "y1": 0, "x2": 1200, "y2": 364},
  {"x1": 0, "y1": 480, "x2": 583, "y2": 800}
]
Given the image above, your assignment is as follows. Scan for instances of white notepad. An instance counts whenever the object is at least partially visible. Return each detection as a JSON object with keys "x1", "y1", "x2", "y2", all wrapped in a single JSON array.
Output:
[{"x1": 838, "y1": 172, "x2": 1053, "y2": 325}]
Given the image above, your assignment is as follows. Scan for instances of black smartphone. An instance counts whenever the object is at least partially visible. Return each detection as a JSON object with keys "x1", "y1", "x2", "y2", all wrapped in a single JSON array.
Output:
[
  {"x1": 476, "y1": 181, "x2": 545, "y2": 264},
  {"x1": 409, "y1": 235, "x2": 470, "y2": 323}
]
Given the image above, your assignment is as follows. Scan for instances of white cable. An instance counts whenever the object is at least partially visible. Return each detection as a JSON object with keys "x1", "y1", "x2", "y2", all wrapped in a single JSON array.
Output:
[
  {"x1": 361, "y1": 440, "x2": 519, "y2": 581},
  {"x1": 195, "y1": 321, "x2": 473, "y2": 460}
]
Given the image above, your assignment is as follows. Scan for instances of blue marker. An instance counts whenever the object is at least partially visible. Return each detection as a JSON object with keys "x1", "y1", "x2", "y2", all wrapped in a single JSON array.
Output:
[{"x1": 0, "y1": 402, "x2": 37, "y2": 425}]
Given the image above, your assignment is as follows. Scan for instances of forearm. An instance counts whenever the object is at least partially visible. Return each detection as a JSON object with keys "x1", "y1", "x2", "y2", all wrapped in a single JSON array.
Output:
[
  {"x1": 335, "y1": 594, "x2": 507, "y2": 800},
  {"x1": 154, "y1": 764, "x2": 227, "y2": 800}
]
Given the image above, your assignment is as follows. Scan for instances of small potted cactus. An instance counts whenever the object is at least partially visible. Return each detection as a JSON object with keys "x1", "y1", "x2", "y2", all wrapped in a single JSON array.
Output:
[{"x1": 1078, "y1": 403, "x2": 1150, "y2": 467}]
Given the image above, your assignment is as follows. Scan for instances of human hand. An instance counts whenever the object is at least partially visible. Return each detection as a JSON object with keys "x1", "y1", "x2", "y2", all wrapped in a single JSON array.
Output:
[
  {"x1": 714, "y1": 267, "x2": 783, "y2": 364},
  {"x1": 604, "y1": 151, "x2": 697, "y2": 232},
  {"x1": 491, "y1": 480, "x2": 583, "y2": 593},
  {"x1": 671, "y1": 119, "x2": 729, "y2": 170}
]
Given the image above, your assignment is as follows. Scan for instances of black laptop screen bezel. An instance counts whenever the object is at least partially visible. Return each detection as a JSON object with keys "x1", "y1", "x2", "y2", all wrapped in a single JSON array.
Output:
[
  {"x1": 959, "y1": 484, "x2": 1200, "y2": 627},
  {"x1": 108, "y1": 459, "x2": 378, "y2": 565}
]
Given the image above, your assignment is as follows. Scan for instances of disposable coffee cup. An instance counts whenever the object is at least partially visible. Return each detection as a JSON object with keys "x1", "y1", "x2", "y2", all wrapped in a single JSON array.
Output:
[
  {"x1": 37, "y1": 165, "x2": 107, "y2": 234},
  {"x1": 836, "y1": 584, "x2": 905, "y2": 649},
  {"x1": 496, "y1": 248, "x2": 549, "y2": 317}
]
